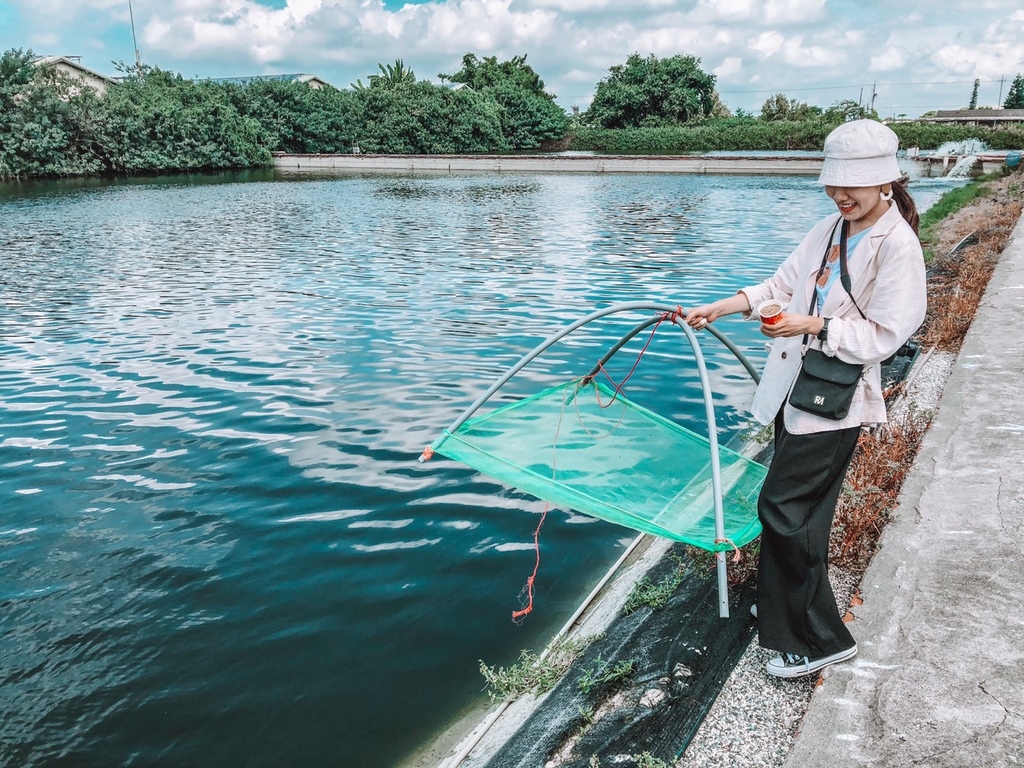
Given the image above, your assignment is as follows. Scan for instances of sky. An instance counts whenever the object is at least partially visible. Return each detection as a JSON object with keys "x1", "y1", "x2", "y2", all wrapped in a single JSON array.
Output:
[{"x1": 2, "y1": 0, "x2": 1023, "y2": 118}]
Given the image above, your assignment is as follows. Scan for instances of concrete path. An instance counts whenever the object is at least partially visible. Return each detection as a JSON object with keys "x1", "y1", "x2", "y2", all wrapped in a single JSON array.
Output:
[{"x1": 785, "y1": 217, "x2": 1024, "y2": 767}]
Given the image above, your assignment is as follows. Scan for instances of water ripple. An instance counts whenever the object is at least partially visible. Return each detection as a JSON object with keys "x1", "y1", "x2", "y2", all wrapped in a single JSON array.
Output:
[{"x1": 0, "y1": 168, "x2": 927, "y2": 767}]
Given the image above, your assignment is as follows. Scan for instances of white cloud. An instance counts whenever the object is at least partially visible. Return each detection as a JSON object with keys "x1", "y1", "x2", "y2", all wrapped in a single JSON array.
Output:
[
  {"x1": 764, "y1": 0, "x2": 826, "y2": 24},
  {"x1": 749, "y1": 30, "x2": 785, "y2": 57},
  {"x1": 714, "y1": 56, "x2": 743, "y2": 78},
  {"x1": 931, "y1": 43, "x2": 1023, "y2": 79},
  {"x1": 870, "y1": 47, "x2": 907, "y2": 72},
  {"x1": 779, "y1": 36, "x2": 832, "y2": 68},
  {"x1": 695, "y1": 0, "x2": 757, "y2": 22}
]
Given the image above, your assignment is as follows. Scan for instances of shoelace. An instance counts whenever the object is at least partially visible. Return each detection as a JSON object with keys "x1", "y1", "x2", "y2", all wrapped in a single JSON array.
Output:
[{"x1": 784, "y1": 653, "x2": 809, "y2": 666}]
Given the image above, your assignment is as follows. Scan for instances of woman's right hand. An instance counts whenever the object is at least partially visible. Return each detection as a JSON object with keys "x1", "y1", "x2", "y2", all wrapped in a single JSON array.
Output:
[
  {"x1": 684, "y1": 294, "x2": 751, "y2": 329},
  {"x1": 684, "y1": 304, "x2": 718, "y2": 329}
]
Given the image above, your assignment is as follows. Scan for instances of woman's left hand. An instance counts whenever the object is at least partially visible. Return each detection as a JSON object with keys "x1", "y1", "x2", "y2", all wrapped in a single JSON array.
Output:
[{"x1": 759, "y1": 313, "x2": 820, "y2": 338}]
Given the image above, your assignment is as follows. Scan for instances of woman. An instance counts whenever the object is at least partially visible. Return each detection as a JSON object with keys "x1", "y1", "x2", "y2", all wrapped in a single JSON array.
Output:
[{"x1": 684, "y1": 119, "x2": 926, "y2": 678}]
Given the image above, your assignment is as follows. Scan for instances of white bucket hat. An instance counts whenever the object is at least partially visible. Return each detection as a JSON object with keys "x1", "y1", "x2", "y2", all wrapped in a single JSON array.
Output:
[{"x1": 818, "y1": 119, "x2": 902, "y2": 187}]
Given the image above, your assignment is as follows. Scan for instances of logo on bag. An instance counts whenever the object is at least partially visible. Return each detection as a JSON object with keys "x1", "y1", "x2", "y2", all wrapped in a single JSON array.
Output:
[{"x1": 814, "y1": 395, "x2": 825, "y2": 405}]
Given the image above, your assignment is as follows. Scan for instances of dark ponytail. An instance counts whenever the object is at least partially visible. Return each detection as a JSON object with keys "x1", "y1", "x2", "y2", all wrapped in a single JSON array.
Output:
[{"x1": 891, "y1": 177, "x2": 919, "y2": 236}]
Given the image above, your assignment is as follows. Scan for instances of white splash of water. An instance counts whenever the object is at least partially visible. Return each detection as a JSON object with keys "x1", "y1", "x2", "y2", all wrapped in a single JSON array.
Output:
[
  {"x1": 946, "y1": 155, "x2": 979, "y2": 177},
  {"x1": 934, "y1": 138, "x2": 991, "y2": 156}
]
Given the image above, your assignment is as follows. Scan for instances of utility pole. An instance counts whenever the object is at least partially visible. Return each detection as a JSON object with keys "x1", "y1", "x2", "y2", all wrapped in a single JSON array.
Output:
[
  {"x1": 998, "y1": 75, "x2": 1005, "y2": 107},
  {"x1": 870, "y1": 81, "x2": 877, "y2": 113},
  {"x1": 129, "y1": 0, "x2": 142, "y2": 73}
]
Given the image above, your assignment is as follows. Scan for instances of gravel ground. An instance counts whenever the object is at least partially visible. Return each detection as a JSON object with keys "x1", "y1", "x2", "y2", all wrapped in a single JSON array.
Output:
[{"x1": 675, "y1": 349, "x2": 956, "y2": 768}]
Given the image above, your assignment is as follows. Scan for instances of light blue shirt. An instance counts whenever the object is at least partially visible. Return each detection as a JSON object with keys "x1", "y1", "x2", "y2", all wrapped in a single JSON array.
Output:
[{"x1": 817, "y1": 228, "x2": 869, "y2": 314}]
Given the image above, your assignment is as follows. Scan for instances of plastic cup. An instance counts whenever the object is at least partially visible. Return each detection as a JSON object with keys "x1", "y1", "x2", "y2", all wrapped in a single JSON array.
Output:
[{"x1": 758, "y1": 300, "x2": 783, "y2": 325}]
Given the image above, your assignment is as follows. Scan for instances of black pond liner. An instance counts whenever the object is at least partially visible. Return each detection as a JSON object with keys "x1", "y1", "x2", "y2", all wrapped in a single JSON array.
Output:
[{"x1": 483, "y1": 548, "x2": 756, "y2": 768}]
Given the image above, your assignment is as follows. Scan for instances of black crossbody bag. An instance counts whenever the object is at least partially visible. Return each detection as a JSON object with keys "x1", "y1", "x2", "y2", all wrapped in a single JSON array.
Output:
[{"x1": 788, "y1": 220, "x2": 867, "y2": 420}]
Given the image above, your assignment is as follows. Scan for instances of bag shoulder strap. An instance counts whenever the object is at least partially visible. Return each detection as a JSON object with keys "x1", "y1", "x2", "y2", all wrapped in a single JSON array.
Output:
[
  {"x1": 803, "y1": 219, "x2": 867, "y2": 342},
  {"x1": 836, "y1": 221, "x2": 867, "y2": 320}
]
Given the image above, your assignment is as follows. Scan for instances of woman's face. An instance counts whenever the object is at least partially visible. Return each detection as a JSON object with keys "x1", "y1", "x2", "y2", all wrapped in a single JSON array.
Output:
[{"x1": 825, "y1": 184, "x2": 889, "y2": 233}]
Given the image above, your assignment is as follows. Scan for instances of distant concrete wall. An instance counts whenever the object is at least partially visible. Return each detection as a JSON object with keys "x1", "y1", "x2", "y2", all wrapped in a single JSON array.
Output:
[
  {"x1": 911, "y1": 155, "x2": 1006, "y2": 177},
  {"x1": 272, "y1": 153, "x2": 824, "y2": 175}
]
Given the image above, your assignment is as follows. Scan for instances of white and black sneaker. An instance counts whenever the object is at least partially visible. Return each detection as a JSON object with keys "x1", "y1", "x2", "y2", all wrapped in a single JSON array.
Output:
[
  {"x1": 750, "y1": 604, "x2": 757, "y2": 619},
  {"x1": 766, "y1": 644, "x2": 858, "y2": 679}
]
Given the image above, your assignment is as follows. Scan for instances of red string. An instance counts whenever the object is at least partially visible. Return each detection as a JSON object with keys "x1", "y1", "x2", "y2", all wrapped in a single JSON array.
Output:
[
  {"x1": 511, "y1": 504, "x2": 549, "y2": 622},
  {"x1": 510, "y1": 309, "x2": 682, "y2": 622},
  {"x1": 511, "y1": 373, "x2": 579, "y2": 622},
  {"x1": 715, "y1": 537, "x2": 742, "y2": 564},
  {"x1": 594, "y1": 309, "x2": 677, "y2": 405}
]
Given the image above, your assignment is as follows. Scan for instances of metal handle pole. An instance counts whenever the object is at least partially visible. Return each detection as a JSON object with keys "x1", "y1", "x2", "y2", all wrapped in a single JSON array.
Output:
[{"x1": 670, "y1": 317, "x2": 730, "y2": 618}]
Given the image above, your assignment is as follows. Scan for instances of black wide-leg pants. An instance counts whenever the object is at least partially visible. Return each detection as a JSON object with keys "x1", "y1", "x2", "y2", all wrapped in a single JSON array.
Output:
[{"x1": 755, "y1": 413, "x2": 860, "y2": 658}]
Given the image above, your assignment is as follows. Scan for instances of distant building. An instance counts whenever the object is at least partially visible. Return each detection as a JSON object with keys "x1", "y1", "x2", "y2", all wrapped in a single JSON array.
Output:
[
  {"x1": 199, "y1": 73, "x2": 333, "y2": 90},
  {"x1": 916, "y1": 108, "x2": 1024, "y2": 128},
  {"x1": 32, "y1": 55, "x2": 117, "y2": 96}
]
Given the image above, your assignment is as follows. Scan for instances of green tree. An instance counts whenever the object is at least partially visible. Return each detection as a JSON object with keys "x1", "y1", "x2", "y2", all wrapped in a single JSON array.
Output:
[
  {"x1": 760, "y1": 92, "x2": 821, "y2": 122},
  {"x1": 708, "y1": 90, "x2": 732, "y2": 119},
  {"x1": 822, "y1": 98, "x2": 877, "y2": 123},
  {"x1": 1004, "y1": 74, "x2": 1024, "y2": 109},
  {"x1": 226, "y1": 79, "x2": 363, "y2": 154},
  {"x1": 968, "y1": 78, "x2": 980, "y2": 109},
  {"x1": 0, "y1": 47, "x2": 106, "y2": 179},
  {"x1": 352, "y1": 59, "x2": 417, "y2": 90},
  {"x1": 440, "y1": 53, "x2": 568, "y2": 149},
  {"x1": 584, "y1": 53, "x2": 717, "y2": 129},
  {"x1": 98, "y1": 64, "x2": 272, "y2": 173},
  {"x1": 354, "y1": 80, "x2": 507, "y2": 153}
]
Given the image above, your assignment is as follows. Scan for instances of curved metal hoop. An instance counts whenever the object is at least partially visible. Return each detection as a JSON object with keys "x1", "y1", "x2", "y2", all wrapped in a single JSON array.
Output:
[{"x1": 424, "y1": 302, "x2": 764, "y2": 618}]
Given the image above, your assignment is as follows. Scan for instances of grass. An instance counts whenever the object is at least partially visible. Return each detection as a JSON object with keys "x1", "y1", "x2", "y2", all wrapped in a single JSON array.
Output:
[
  {"x1": 479, "y1": 634, "x2": 594, "y2": 703},
  {"x1": 623, "y1": 557, "x2": 687, "y2": 613},
  {"x1": 633, "y1": 753, "x2": 671, "y2": 768},
  {"x1": 829, "y1": 406, "x2": 933, "y2": 570},
  {"x1": 921, "y1": 173, "x2": 1023, "y2": 351},
  {"x1": 919, "y1": 180, "x2": 994, "y2": 262},
  {"x1": 578, "y1": 654, "x2": 636, "y2": 695}
]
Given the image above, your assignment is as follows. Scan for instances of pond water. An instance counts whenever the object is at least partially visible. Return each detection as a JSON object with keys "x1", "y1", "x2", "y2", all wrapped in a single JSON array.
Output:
[{"x1": 0, "y1": 169, "x2": 960, "y2": 767}]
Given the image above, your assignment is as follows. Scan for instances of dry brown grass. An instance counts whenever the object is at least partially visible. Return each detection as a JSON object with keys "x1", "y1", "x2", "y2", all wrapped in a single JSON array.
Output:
[
  {"x1": 921, "y1": 177, "x2": 1023, "y2": 351},
  {"x1": 828, "y1": 172, "x2": 1022, "y2": 577},
  {"x1": 829, "y1": 407, "x2": 932, "y2": 570}
]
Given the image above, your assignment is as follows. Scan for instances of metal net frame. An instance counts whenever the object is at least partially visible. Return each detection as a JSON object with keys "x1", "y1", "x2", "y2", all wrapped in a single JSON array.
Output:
[{"x1": 421, "y1": 303, "x2": 764, "y2": 618}]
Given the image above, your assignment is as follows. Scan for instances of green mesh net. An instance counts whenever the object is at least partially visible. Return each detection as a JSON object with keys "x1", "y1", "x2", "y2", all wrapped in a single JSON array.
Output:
[{"x1": 432, "y1": 380, "x2": 765, "y2": 552}]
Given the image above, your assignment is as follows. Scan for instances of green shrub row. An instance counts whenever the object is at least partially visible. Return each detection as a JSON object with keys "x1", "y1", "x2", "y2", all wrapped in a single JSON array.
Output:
[
  {"x1": 0, "y1": 49, "x2": 568, "y2": 180},
  {"x1": 4, "y1": 46, "x2": 1022, "y2": 180},
  {"x1": 568, "y1": 119, "x2": 1024, "y2": 153}
]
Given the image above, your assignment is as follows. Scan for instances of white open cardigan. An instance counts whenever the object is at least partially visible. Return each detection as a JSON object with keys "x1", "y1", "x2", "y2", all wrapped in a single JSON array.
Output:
[{"x1": 739, "y1": 203, "x2": 927, "y2": 435}]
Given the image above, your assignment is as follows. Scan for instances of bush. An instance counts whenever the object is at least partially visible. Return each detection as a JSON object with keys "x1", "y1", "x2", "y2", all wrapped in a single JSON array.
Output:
[
  {"x1": 569, "y1": 118, "x2": 1024, "y2": 154},
  {"x1": 99, "y1": 66, "x2": 273, "y2": 173},
  {"x1": 568, "y1": 118, "x2": 836, "y2": 153},
  {"x1": 0, "y1": 48, "x2": 106, "y2": 178}
]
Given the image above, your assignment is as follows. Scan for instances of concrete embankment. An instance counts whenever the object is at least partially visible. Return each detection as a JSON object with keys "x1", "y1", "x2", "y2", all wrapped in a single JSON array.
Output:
[
  {"x1": 273, "y1": 152, "x2": 1002, "y2": 178},
  {"x1": 272, "y1": 153, "x2": 823, "y2": 175},
  {"x1": 785, "y1": 215, "x2": 1024, "y2": 767}
]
